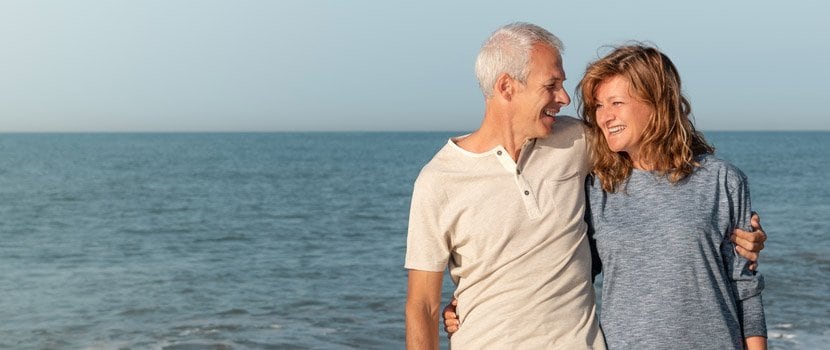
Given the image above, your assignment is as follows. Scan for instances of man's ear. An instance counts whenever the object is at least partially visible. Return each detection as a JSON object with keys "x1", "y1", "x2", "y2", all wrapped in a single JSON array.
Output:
[{"x1": 495, "y1": 73, "x2": 515, "y2": 101}]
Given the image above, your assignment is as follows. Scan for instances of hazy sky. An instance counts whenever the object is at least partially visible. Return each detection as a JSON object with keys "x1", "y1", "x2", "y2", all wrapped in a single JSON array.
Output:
[{"x1": 1, "y1": 0, "x2": 827, "y2": 132}]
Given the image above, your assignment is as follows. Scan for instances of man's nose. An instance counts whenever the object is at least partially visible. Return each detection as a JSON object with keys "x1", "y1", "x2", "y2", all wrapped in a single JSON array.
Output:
[{"x1": 557, "y1": 89, "x2": 571, "y2": 107}]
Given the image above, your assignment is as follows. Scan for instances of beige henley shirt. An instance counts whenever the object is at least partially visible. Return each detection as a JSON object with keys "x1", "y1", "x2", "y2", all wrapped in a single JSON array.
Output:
[{"x1": 405, "y1": 116, "x2": 605, "y2": 349}]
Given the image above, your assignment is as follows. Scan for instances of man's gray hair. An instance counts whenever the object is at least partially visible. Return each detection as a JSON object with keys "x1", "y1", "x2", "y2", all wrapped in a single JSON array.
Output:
[{"x1": 475, "y1": 22, "x2": 564, "y2": 98}]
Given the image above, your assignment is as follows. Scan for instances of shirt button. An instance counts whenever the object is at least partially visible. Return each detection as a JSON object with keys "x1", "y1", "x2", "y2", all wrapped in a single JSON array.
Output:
[
  {"x1": 516, "y1": 169, "x2": 521, "y2": 175},
  {"x1": 496, "y1": 150, "x2": 503, "y2": 156},
  {"x1": 524, "y1": 190, "x2": 530, "y2": 195}
]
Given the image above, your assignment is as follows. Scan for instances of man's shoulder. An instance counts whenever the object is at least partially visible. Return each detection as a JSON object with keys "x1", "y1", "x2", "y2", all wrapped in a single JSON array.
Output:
[
  {"x1": 554, "y1": 115, "x2": 585, "y2": 128},
  {"x1": 422, "y1": 140, "x2": 461, "y2": 166},
  {"x1": 536, "y1": 115, "x2": 588, "y2": 150},
  {"x1": 415, "y1": 142, "x2": 466, "y2": 185}
]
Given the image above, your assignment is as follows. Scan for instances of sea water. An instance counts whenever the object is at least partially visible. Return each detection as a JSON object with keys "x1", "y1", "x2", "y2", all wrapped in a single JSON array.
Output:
[{"x1": 0, "y1": 131, "x2": 827, "y2": 349}]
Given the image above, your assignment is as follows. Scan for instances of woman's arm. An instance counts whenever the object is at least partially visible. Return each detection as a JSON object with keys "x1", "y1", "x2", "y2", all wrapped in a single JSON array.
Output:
[
  {"x1": 442, "y1": 298, "x2": 459, "y2": 336},
  {"x1": 723, "y1": 170, "x2": 767, "y2": 343},
  {"x1": 745, "y1": 335, "x2": 768, "y2": 350}
]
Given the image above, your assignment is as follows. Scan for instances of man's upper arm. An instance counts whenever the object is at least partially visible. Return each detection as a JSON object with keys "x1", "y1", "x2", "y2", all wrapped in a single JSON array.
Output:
[
  {"x1": 407, "y1": 270, "x2": 444, "y2": 305},
  {"x1": 405, "y1": 170, "x2": 451, "y2": 271}
]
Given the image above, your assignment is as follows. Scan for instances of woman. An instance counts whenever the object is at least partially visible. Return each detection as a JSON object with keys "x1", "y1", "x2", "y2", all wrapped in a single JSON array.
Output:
[
  {"x1": 581, "y1": 44, "x2": 765, "y2": 349},
  {"x1": 445, "y1": 45, "x2": 767, "y2": 349}
]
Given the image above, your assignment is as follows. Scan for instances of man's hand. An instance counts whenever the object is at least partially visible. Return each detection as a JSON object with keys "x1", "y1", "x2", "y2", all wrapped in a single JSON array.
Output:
[
  {"x1": 442, "y1": 298, "x2": 460, "y2": 336},
  {"x1": 731, "y1": 212, "x2": 767, "y2": 270}
]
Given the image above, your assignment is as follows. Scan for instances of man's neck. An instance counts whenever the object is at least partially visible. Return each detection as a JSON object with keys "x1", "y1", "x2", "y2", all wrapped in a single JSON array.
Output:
[{"x1": 455, "y1": 115, "x2": 533, "y2": 162}]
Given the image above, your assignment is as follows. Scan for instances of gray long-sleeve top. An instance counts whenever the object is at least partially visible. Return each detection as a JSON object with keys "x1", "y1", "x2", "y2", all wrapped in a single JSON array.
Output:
[{"x1": 586, "y1": 154, "x2": 766, "y2": 350}]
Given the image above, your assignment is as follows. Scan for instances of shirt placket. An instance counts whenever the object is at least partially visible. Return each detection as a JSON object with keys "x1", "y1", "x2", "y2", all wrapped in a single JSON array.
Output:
[{"x1": 493, "y1": 142, "x2": 541, "y2": 219}]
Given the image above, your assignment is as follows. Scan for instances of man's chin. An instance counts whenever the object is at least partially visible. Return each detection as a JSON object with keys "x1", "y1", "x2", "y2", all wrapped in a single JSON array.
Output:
[{"x1": 540, "y1": 117, "x2": 556, "y2": 135}]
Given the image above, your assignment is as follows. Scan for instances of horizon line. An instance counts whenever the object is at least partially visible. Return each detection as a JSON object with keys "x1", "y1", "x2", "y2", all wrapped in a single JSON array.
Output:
[{"x1": 1, "y1": 129, "x2": 829, "y2": 134}]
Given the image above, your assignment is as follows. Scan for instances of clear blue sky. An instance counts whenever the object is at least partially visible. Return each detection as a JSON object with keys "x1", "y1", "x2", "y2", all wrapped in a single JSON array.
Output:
[{"x1": 1, "y1": 0, "x2": 827, "y2": 132}]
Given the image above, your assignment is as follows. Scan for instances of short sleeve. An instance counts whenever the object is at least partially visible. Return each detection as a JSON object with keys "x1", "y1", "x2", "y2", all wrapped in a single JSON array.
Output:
[{"x1": 404, "y1": 170, "x2": 451, "y2": 272}]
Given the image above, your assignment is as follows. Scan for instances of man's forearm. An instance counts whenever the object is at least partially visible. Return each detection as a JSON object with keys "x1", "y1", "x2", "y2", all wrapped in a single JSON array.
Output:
[
  {"x1": 405, "y1": 269, "x2": 443, "y2": 349},
  {"x1": 406, "y1": 301, "x2": 439, "y2": 349}
]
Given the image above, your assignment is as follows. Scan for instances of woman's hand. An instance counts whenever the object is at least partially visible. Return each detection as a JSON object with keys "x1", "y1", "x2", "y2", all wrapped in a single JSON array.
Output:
[
  {"x1": 731, "y1": 212, "x2": 767, "y2": 270},
  {"x1": 442, "y1": 298, "x2": 460, "y2": 337}
]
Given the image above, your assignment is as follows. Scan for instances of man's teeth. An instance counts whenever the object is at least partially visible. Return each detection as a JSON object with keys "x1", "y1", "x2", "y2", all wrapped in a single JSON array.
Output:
[
  {"x1": 544, "y1": 109, "x2": 556, "y2": 117},
  {"x1": 608, "y1": 125, "x2": 625, "y2": 134}
]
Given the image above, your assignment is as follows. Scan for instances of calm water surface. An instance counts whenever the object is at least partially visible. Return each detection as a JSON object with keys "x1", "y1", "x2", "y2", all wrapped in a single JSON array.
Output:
[{"x1": 0, "y1": 131, "x2": 827, "y2": 349}]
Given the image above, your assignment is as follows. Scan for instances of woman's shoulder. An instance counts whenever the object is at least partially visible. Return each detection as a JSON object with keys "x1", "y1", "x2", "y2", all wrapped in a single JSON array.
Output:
[{"x1": 696, "y1": 153, "x2": 749, "y2": 185}]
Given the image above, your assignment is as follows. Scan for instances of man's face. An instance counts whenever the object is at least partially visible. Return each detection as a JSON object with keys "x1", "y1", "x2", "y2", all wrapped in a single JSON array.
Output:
[{"x1": 511, "y1": 43, "x2": 571, "y2": 139}]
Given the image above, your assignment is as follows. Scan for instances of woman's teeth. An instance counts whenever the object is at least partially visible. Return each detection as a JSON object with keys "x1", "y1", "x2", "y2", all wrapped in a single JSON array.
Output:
[{"x1": 608, "y1": 125, "x2": 625, "y2": 135}]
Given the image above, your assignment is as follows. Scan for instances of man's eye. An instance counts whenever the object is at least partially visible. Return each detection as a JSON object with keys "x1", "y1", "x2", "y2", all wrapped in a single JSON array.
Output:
[{"x1": 546, "y1": 82, "x2": 562, "y2": 90}]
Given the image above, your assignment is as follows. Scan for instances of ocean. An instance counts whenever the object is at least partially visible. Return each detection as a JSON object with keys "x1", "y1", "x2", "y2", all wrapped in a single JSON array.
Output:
[{"x1": 0, "y1": 131, "x2": 827, "y2": 349}]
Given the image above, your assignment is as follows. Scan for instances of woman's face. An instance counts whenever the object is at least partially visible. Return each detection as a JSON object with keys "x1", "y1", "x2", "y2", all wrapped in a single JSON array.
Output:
[{"x1": 594, "y1": 75, "x2": 653, "y2": 166}]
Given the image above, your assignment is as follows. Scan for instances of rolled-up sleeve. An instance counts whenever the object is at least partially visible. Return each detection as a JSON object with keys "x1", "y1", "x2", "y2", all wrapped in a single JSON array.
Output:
[{"x1": 725, "y1": 173, "x2": 767, "y2": 337}]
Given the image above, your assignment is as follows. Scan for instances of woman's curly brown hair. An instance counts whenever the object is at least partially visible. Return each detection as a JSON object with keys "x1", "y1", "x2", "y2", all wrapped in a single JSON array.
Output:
[{"x1": 577, "y1": 44, "x2": 715, "y2": 192}]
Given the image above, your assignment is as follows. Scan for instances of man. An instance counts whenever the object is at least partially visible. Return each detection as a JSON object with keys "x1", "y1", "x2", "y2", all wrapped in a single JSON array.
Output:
[{"x1": 405, "y1": 22, "x2": 765, "y2": 349}]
